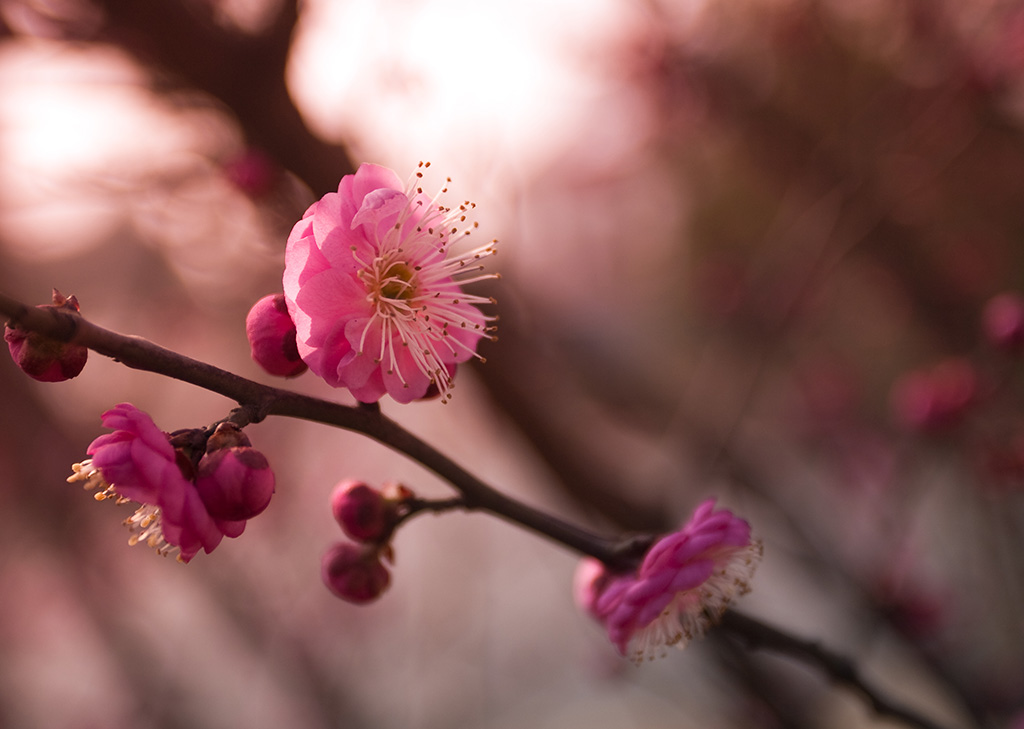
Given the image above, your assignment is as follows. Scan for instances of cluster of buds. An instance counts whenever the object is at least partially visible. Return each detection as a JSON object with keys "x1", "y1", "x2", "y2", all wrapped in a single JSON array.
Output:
[
  {"x1": 321, "y1": 479, "x2": 412, "y2": 604},
  {"x1": 68, "y1": 405, "x2": 275, "y2": 563}
]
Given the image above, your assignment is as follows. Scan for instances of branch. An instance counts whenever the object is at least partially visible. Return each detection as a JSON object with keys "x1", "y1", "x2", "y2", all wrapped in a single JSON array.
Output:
[
  {"x1": 719, "y1": 611, "x2": 967, "y2": 729},
  {"x1": 0, "y1": 291, "x2": 635, "y2": 568},
  {"x1": 1, "y1": 291, "x2": 964, "y2": 729}
]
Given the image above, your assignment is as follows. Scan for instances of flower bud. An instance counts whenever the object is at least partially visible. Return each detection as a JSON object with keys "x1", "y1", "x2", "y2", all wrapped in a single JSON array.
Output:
[
  {"x1": 195, "y1": 447, "x2": 275, "y2": 521},
  {"x1": 982, "y1": 292, "x2": 1024, "y2": 353},
  {"x1": 330, "y1": 479, "x2": 398, "y2": 543},
  {"x1": 321, "y1": 542, "x2": 390, "y2": 604},
  {"x1": 246, "y1": 294, "x2": 307, "y2": 377},
  {"x1": 5, "y1": 289, "x2": 87, "y2": 382}
]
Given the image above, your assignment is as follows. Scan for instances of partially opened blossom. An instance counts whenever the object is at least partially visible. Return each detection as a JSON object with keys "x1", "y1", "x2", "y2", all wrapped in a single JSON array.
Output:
[
  {"x1": 575, "y1": 499, "x2": 762, "y2": 663},
  {"x1": 67, "y1": 404, "x2": 255, "y2": 563},
  {"x1": 283, "y1": 162, "x2": 497, "y2": 404}
]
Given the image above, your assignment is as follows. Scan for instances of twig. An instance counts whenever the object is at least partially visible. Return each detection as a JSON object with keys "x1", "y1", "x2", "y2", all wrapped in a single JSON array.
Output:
[
  {"x1": 1, "y1": 291, "x2": 962, "y2": 729},
  {"x1": 0, "y1": 292, "x2": 635, "y2": 569},
  {"x1": 719, "y1": 611, "x2": 965, "y2": 729}
]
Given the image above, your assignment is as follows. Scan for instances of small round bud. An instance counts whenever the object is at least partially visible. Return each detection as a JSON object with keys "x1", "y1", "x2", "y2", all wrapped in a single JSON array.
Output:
[
  {"x1": 195, "y1": 447, "x2": 275, "y2": 521},
  {"x1": 330, "y1": 479, "x2": 397, "y2": 543},
  {"x1": 321, "y1": 542, "x2": 390, "y2": 604},
  {"x1": 5, "y1": 289, "x2": 87, "y2": 382},
  {"x1": 246, "y1": 294, "x2": 307, "y2": 377},
  {"x1": 982, "y1": 292, "x2": 1024, "y2": 353}
]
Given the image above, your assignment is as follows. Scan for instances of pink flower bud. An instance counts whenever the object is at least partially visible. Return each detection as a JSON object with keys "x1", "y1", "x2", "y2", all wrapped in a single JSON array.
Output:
[
  {"x1": 5, "y1": 289, "x2": 87, "y2": 382},
  {"x1": 321, "y1": 542, "x2": 390, "y2": 604},
  {"x1": 246, "y1": 294, "x2": 307, "y2": 377},
  {"x1": 982, "y1": 292, "x2": 1024, "y2": 353},
  {"x1": 195, "y1": 447, "x2": 275, "y2": 521},
  {"x1": 330, "y1": 479, "x2": 398, "y2": 543}
]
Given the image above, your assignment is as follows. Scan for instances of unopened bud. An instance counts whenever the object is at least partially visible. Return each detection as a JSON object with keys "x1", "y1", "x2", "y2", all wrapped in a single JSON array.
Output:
[
  {"x1": 246, "y1": 294, "x2": 307, "y2": 377},
  {"x1": 330, "y1": 479, "x2": 399, "y2": 543},
  {"x1": 195, "y1": 447, "x2": 275, "y2": 521},
  {"x1": 321, "y1": 542, "x2": 390, "y2": 604},
  {"x1": 5, "y1": 289, "x2": 87, "y2": 382}
]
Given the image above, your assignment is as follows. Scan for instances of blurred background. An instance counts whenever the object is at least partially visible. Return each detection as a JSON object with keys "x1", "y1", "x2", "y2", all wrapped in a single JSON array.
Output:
[{"x1": 1, "y1": 0, "x2": 1023, "y2": 727}]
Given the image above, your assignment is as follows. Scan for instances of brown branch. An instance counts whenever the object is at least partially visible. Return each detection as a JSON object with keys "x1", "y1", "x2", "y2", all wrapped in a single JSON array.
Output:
[
  {"x1": 720, "y1": 611, "x2": 968, "y2": 729},
  {"x1": 0, "y1": 291, "x2": 633, "y2": 568},
  {"x1": 1, "y1": 290, "x2": 964, "y2": 729}
]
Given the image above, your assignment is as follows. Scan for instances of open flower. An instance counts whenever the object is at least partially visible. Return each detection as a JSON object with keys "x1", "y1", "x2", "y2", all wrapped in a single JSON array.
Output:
[
  {"x1": 575, "y1": 499, "x2": 762, "y2": 663},
  {"x1": 283, "y1": 162, "x2": 497, "y2": 404},
  {"x1": 67, "y1": 403, "x2": 255, "y2": 563}
]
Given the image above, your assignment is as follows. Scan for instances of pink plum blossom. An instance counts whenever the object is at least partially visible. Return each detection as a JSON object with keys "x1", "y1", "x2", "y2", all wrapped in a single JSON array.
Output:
[
  {"x1": 67, "y1": 404, "x2": 254, "y2": 563},
  {"x1": 575, "y1": 499, "x2": 762, "y2": 663},
  {"x1": 283, "y1": 162, "x2": 497, "y2": 404}
]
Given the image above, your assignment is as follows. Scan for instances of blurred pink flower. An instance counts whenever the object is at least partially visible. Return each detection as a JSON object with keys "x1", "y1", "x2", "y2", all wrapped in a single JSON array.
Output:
[
  {"x1": 68, "y1": 403, "x2": 248, "y2": 563},
  {"x1": 283, "y1": 162, "x2": 497, "y2": 403},
  {"x1": 982, "y1": 292, "x2": 1024, "y2": 353},
  {"x1": 890, "y1": 359, "x2": 978, "y2": 432},
  {"x1": 575, "y1": 500, "x2": 761, "y2": 662}
]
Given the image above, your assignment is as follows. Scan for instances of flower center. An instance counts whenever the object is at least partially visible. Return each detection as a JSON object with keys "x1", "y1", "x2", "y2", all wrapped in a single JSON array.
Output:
[{"x1": 377, "y1": 260, "x2": 417, "y2": 302}]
